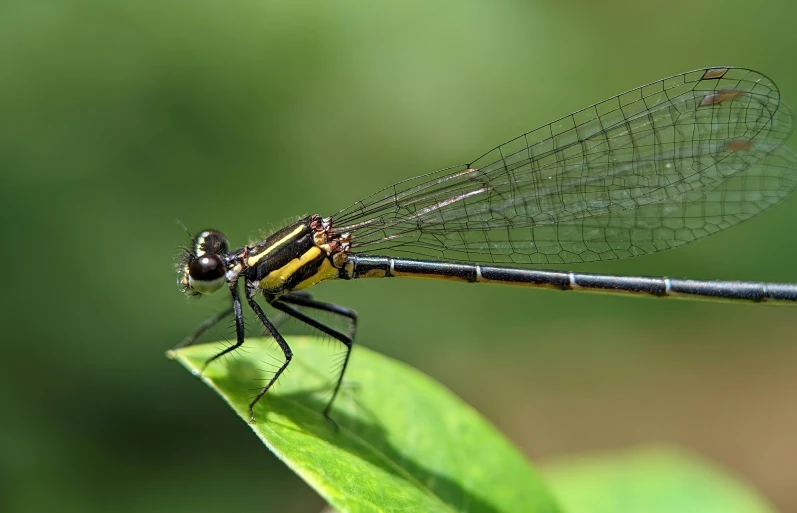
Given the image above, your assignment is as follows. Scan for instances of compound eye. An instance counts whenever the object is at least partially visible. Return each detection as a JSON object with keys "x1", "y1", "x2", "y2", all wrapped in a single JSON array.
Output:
[
  {"x1": 188, "y1": 254, "x2": 226, "y2": 294},
  {"x1": 195, "y1": 230, "x2": 229, "y2": 255}
]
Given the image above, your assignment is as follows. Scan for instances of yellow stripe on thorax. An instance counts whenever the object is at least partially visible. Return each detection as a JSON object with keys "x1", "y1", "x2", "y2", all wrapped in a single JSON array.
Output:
[
  {"x1": 293, "y1": 257, "x2": 339, "y2": 291},
  {"x1": 246, "y1": 225, "x2": 305, "y2": 267},
  {"x1": 259, "y1": 246, "x2": 323, "y2": 292}
]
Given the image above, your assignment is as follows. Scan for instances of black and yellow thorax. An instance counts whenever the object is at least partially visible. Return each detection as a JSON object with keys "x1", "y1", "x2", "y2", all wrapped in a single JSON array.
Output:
[{"x1": 243, "y1": 215, "x2": 350, "y2": 297}]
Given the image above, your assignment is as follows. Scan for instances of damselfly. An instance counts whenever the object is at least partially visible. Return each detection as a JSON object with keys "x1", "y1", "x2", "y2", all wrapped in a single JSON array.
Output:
[{"x1": 177, "y1": 67, "x2": 797, "y2": 422}]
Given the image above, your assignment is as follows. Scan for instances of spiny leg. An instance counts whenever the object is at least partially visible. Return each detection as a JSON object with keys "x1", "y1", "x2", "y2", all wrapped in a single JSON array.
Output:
[
  {"x1": 173, "y1": 305, "x2": 234, "y2": 350},
  {"x1": 273, "y1": 295, "x2": 357, "y2": 419},
  {"x1": 280, "y1": 292, "x2": 358, "y2": 341},
  {"x1": 201, "y1": 286, "x2": 246, "y2": 372},
  {"x1": 247, "y1": 297, "x2": 293, "y2": 423}
]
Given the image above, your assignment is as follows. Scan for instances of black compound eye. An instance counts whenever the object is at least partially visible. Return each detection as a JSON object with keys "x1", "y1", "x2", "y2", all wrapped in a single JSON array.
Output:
[
  {"x1": 189, "y1": 254, "x2": 224, "y2": 280},
  {"x1": 195, "y1": 230, "x2": 229, "y2": 256},
  {"x1": 187, "y1": 254, "x2": 226, "y2": 294}
]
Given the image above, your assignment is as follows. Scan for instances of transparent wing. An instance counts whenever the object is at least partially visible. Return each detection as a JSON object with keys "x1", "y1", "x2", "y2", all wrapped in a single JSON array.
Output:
[
  {"x1": 426, "y1": 146, "x2": 797, "y2": 264},
  {"x1": 331, "y1": 68, "x2": 795, "y2": 264}
]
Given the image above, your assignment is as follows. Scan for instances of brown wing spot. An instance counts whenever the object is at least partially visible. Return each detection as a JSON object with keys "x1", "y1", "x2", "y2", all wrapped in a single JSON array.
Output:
[
  {"x1": 700, "y1": 89, "x2": 745, "y2": 106},
  {"x1": 724, "y1": 139, "x2": 755, "y2": 152},
  {"x1": 702, "y1": 68, "x2": 729, "y2": 80}
]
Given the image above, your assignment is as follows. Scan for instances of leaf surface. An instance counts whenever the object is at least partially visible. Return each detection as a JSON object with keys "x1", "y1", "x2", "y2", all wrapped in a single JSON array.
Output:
[
  {"x1": 543, "y1": 446, "x2": 778, "y2": 513},
  {"x1": 170, "y1": 337, "x2": 561, "y2": 513}
]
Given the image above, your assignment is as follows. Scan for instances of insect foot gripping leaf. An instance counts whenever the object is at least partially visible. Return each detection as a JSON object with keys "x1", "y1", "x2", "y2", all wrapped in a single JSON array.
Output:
[{"x1": 170, "y1": 336, "x2": 562, "y2": 513}]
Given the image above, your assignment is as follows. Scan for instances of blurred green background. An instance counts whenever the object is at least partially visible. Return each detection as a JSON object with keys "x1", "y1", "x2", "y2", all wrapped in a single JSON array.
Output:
[{"x1": 2, "y1": 0, "x2": 797, "y2": 512}]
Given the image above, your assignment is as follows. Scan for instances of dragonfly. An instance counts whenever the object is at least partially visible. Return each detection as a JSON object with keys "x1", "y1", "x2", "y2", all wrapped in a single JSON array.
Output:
[{"x1": 176, "y1": 67, "x2": 797, "y2": 423}]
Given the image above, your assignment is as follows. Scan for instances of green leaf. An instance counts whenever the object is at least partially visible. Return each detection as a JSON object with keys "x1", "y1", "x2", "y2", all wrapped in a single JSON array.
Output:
[
  {"x1": 542, "y1": 445, "x2": 778, "y2": 513},
  {"x1": 169, "y1": 337, "x2": 561, "y2": 513}
]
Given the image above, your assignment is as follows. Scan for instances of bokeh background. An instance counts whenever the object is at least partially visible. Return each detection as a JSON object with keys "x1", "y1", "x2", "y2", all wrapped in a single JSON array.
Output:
[{"x1": 2, "y1": 0, "x2": 796, "y2": 512}]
